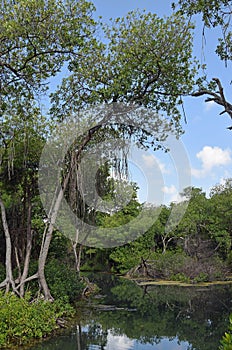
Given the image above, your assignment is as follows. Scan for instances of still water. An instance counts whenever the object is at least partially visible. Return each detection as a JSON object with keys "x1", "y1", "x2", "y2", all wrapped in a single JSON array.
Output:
[{"x1": 29, "y1": 274, "x2": 232, "y2": 350}]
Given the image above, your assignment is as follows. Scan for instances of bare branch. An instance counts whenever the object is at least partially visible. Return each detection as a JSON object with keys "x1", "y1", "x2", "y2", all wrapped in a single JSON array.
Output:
[{"x1": 192, "y1": 77, "x2": 232, "y2": 122}]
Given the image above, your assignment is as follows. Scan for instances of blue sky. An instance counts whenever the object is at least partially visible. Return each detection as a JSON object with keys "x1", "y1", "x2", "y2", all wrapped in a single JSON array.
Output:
[{"x1": 91, "y1": 0, "x2": 232, "y2": 204}]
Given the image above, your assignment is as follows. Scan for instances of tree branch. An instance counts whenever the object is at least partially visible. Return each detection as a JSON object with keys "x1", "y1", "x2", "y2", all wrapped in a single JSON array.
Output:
[{"x1": 192, "y1": 77, "x2": 232, "y2": 127}]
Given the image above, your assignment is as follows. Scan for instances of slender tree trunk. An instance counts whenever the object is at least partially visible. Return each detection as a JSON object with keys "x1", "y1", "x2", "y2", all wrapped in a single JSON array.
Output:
[
  {"x1": 73, "y1": 230, "x2": 82, "y2": 276},
  {"x1": 76, "y1": 324, "x2": 82, "y2": 350},
  {"x1": 38, "y1": 173, "x2": 70, "y2": 301},
  {"x1": 161, "y1": 237, "x2": 167, "y2": 254},
  {"x1": 14, "y1": 247, "x2": 22, "y2": 283},
  {"x1": 19, "y1": 197, "x2": 33, "y2": 297},
  {"x1": 161, "y1": 236, "x2": 174, "y2": 254},
  {"x1": 0, "y1": 197, "x2": 17, "y2": 293},
  {"x1": 38, "y1": 225, "x2": 54, "y2": 301}
]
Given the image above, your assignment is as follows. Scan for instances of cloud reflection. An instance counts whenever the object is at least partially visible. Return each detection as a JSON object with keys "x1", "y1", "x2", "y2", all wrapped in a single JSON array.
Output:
[{"x1": 106, "y1": 332, "x2": 134, "y2": 350}]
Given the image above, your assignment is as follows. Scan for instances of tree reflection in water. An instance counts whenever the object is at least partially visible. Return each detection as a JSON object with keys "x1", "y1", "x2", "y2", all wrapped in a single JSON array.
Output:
[{"x1": 29, "y1": 275, "x2": 232, "y2": 350}]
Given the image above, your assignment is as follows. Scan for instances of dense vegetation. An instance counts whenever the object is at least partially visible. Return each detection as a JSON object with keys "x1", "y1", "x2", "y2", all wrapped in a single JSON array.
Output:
[
  {"x1": 0, "y1": 291, "x2": 74, "y2": 348},
  {"x1": 79, "y1": 180, "x2": 232, "y2": 283},
  {"x1": 0, "y1": 0, "x2": 231, "y2": 348}
]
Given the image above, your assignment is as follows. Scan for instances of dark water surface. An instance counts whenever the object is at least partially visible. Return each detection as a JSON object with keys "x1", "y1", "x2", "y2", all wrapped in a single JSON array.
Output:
[{"x1": 29, "y1": 274, "x2": 232, "y2": 350}]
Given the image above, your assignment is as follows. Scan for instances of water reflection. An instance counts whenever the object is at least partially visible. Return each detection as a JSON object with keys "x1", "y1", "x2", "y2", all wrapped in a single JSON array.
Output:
[
  {"x1": 76, "y1": 323, "x2": 190, "y2": 349},
  {"x1": 29, "y1": 275, "x2": 232, "y2": 350}
]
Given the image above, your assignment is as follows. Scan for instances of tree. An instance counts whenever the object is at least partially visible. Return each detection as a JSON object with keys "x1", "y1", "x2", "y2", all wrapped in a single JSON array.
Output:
[
  {"x1": 176, "y1": 187, "x2": 215, "y2": 259},
  {"x1": 40, "y1": 10, "x2": 198, "y2": 296},
  {"x1": 51, "y1": 10, "x2": 198, "y2": 134},
  {"x1": 0, "y1": 112, "x2": 47, "y2": 295},
  {"x1": 209, "y1": 179, "x2": 232, "y2": 259},
  {"x1": 173, "y1": 0, "x2": 232, "y2": 127},
  {"x1": 0, "y1": 0, "x2": 98, "y2": 298}
]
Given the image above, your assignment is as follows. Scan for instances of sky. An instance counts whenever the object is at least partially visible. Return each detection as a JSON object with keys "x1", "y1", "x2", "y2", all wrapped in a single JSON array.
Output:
[
  {"x1": 90, "y1": 0, "x2": 232, "y2": 205},
  {"x1": 81, "y1": 325, "x2": 190, "y2": 349}
]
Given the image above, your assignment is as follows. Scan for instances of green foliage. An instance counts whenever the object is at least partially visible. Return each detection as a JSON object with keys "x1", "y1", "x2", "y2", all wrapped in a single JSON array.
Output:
[
  {"x1": 220, "y1": 315, "x2": 232, "y2": 350},
  {"x1": 52, "y1": 10, "x2": 198, "y2": 139},
  {"x1": 45, "y1": 259, "x2": 84, "y2": 303},
  {"x1": 209, "y1": 179, "x2": 232, "y2": 258},
  {"x1": 0, "y1": 0, "x2": 97, "y2": 114},
  {"x1": 173, "y1": 0, "x2": 232, "y2": 62},
  {"x1": 48, "y1": 232, "x2": 71, "y2": 261},
  {"x1": 90, "y1": 181, "x2": 232, "y2": 279},
  {"x1": 148, "y1": 251, "x2": 191, "y2": 278},
  {"x1": 170, "y1": 272, "x2": 191, "y2": 283},
  {"x1": 193, "y1": 272, "x2": 210, "y2": 283},
  {"x1": 0, "y1": 291, "x2": 73, "y2": 348},
  {"x1": 109, "y1": 245, "x2": 142, "y2": 274}
]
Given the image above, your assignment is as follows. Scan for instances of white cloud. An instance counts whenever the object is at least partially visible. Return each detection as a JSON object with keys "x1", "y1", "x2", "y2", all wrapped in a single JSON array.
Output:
[
  {"x1": 192, "y1": 146, "x2": 231, "y2": 178},
  {"x1": 142, "y1": 154, "x2": 169, "y2": 174},
  {"x1": 162, "y1": 185, "x2": 183, "y2": 203},
  {"x1": 142, "y1": 154, "x2": 156, "y2": 168},
  {"x1": 162, "y1": 184, "x2": 176, "y2": 194}
]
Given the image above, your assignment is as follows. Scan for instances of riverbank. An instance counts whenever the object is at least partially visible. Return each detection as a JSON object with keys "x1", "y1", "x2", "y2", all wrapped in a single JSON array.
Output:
[
  {"x1": 128, "y1": 277, "x2": 232, "y2": 287},
  {"x1": 123, "y1": 251, "x2": 232, "y2": 284}
]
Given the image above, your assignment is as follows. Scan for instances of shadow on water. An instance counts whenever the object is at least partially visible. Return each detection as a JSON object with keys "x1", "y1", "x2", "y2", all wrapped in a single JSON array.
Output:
[{"x1": 29, "y1": 273, "x2": 232, "y2": 350}]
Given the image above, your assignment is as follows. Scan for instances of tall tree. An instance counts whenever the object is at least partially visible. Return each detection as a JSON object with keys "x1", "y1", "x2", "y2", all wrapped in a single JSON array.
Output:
[
  {"x1": 39, "y1": 11, "x2": 198, "y2": 298},
  {"x1": 0, "y1": 0, "x2": 97, "y2": 298}
]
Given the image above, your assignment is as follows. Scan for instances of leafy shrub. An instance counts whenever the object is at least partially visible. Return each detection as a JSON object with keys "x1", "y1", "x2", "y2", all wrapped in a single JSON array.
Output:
[
  {"x1": 170, "y1": 273, "x2": 190, "y2": 283},
  {"x1": 219, "y1": 315, "x2": 232, "y2": 350},
  {"x1": 45, "y1": 259, "x2": 84, "y2": 303},
  {"x1": 109, "y1": 246, "x2": 145, "y2": 274},
  {"x1": 0, "y1": 291, "x2": 73, "y2": 348},
  {"x1": 148, "y1": 251, "x2": 193, "y2": 279},
  {"x1": 129, "y1": 251, "x2": 227, "y2": 282},
  {"x1": 193, "y1": 272, "x2": 209, "y2": 283}
]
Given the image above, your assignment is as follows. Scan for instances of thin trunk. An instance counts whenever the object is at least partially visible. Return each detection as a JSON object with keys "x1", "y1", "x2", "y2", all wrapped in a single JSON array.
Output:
[
  {"x1": 38, "y1": 173, "x2": 70, "y2": 301},
  {"x1": 161, "y1": 236, "x2": 173, "y2": 254},
  {"x1": 76, "y1": 324, "x2": 82, "y2": 350},
  {"x1": 14, "y1": 247, "x2": 21, "y2": 283},
  {"x1": 73, "y1": 231, "x2": 82, "y2": 276},
  {"x1": 20, "y1": 197, "x2": 32, "y2": 297},
  {"x1": 0, "y1": 197, "x2": 17, "y2": 294},
  {"x1": 162, "y1": 237, "x2": 167, "y2": 254}
]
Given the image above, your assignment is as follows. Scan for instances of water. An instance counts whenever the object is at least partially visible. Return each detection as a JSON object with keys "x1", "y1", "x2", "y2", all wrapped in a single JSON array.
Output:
[{"x1": 29, "y1": 274, "x2": 232, "y2": 350}]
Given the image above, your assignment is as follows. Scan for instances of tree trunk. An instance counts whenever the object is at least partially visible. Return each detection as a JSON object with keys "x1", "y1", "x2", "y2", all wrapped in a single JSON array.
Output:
[
  {"x1": 76, "y1": 324, "x2": 82, "y2": 350},
  {"x1": 73, "y1": 232, "x2": 82, "y2": 276},
  {"x1": 19, "y1": 197, "x2": 33, "y2": 297},
  {"x1": 161, "y1": 236, "x2": 174, "y2": 254},
  {"x1": 0, "y1": 197, "x2": 17, "y2": 293},
  {"x1": 162, "y1": 237, "x2": 167, "y2": 254},
  {"x1": 38, "y1": 173, "x2": 70, "y2": 301}
]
